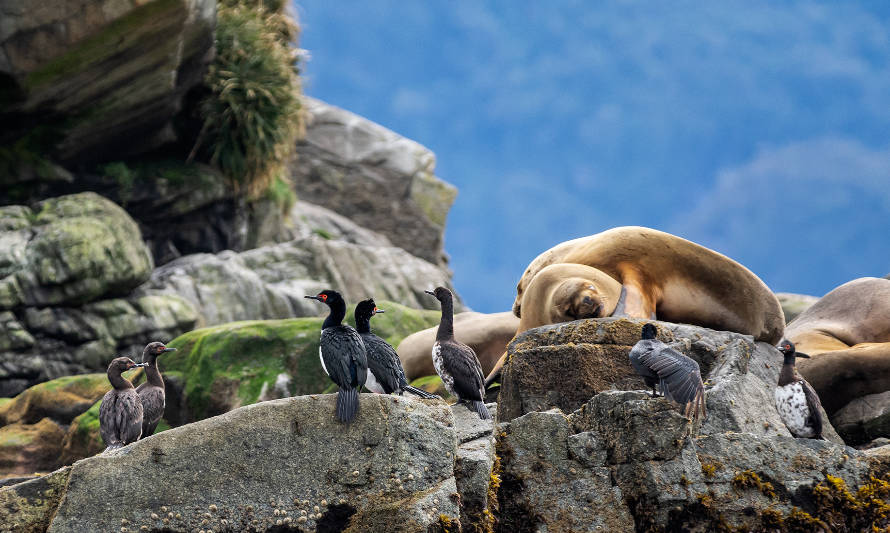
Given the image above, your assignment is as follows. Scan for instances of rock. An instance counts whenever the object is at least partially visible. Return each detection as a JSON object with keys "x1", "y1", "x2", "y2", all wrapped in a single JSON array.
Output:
[
  {"x1": 832, "y1": 391, "x2": 890, "y2": 446},
  {"x1": 0, "y1": 193, "x2": 153, "y2": 308},
  {"x1": 58, "y1": 399, "x2": 104, "y2": 467},
  {"x1": 290, "y1": 96, "x2": 457, "y2": 265},
  {"x1": 0, "y1": 466, "x2": 70, "y2": 533},
  {"x1": 0, "y1": 0, "x2": 215, "y2": 165},
  {"x1": 776, "y1": 292, "x2": 819, "y2": 323},
  {"x1": 139, "y1": 234, "x2": 460, "y2": 328},
  {"x1": 287, "y1": 200, "x2": 394, "y2": 248},
  {"x1": 42, "y1": 394, "x2": 461, "y2": 532},
  {"x1": 0, "y1": 373, "x2": 109, "y2": 426},
  {"x1": 453, "y1": 402, "x2": 497, "y2": 531},
  {"x1": 0, "y1": 418, "x2": 65, "y2": 475},
  {"x1": 498, "y1": 317, "x2": 844, "y2": 444},
  {"x1": 493, "y1": 392, "x2": 882, "y2": 531}
]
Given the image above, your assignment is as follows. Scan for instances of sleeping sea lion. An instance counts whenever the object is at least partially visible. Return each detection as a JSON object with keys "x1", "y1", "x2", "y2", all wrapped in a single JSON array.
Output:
[
  {"x1": 787, "y1": 277, "x2": 890, "y2": 414},
  {"x1": 398, "y1": 311, "x2": 520, "y2": 380},
  {"x1": 489, "y1": 226, "x2": 785, "y2": 385}
]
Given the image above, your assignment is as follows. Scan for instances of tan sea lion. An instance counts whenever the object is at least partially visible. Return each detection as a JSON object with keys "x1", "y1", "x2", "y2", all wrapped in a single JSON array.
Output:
[
  {"x1": 511, "y1": 226, "x2": 784, "y2": 342},
  {"x1": 397, "y1": 311, "x2": 520, "y2": 380},
  {"x1": 787, "y1": 277, "x2": 890, "y2": 414},
  {"x1": 489, "y1": 226, "x2": 785, "y2": 385}
]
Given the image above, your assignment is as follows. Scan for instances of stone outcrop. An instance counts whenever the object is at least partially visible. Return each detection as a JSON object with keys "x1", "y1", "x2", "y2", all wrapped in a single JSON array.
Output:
[
  {"x1": 0, "y1": 193, "x2": 196, "y2": 396},
  {"x1": 4, "y1": 394, "x2": 464, "y2": 533},
  {"x1": 832, "y1": 391, "x2": 890, "y2": 446},
  {"x1": 290, "y1": 96, "x2": 457, "y2": 266},
  {"x1": 139, "y1": 232, "x2": 460, "y2": 328},
  {"x1": 0, "y1": 0, "x2": 215, "y2": 165},
  {"x1": 497, "y1": 317, "x2": 843, "y2": 444}
]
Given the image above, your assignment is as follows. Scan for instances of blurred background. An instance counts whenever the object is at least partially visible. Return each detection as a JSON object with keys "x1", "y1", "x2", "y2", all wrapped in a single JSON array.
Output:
[{"x1": 295, "y1": 0, "x2": 890, "y2": 312}]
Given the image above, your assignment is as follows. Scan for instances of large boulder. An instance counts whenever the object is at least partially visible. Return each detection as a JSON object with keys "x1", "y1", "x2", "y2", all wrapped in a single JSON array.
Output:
[
  {"x1": 832, "y1": 391, "x2": 890, "y2": 446},
  {"x1": 498, "y1": 317, "x2": 844, "y2": 442},
  {"x1": 290, "y1": 96, "x2": 457, "y2": 266},
  {"x1": 0, "y1": 193, "x2": 198, "y2": 396},
  {"x1": 493, "y1": 393, "x2": 889, "y2": 532},
  {"x1": 0, "y1": 0, "x2": 215, "y2": 165},
  {"x1": 11, "y1": 394, "x2": 463, "y2": 533},
  {"x1": 139, "y1": 233, "x2": 460, "y2": 328}
]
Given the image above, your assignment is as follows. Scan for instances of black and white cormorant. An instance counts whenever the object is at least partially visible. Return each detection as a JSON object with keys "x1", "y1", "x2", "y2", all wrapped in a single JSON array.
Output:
[
  {"x1": 135, "y1": 341, "x2": 177, "y2": 439},
  {"x1": 775, "y1": 339, "x2": 823, "y2": 439},
  {"x1": 99, "y1": 356, "x2": 148, "y2": 450},
  {"x1": 305, "y1": 290, "x2": 368, "y2": 423},
  {"x1": 628, "y1": 323, "x2": 706, "y2": 419},
  {"x1": 425, "y1": 286, "x2": 491, "y2": 420},
  {"x1": 354, "y1": 298, "x2": 439, "y2": 399}
]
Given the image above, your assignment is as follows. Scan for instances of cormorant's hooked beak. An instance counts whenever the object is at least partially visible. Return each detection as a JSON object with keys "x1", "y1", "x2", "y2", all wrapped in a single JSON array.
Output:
[
  {"x1": 795, "y1": 352, "x2": 811, "y2": 359},
  {"x1": 304, "y1": 295, "x2": 321, "y2": 301},
  {"x1": 162, "y1": 347, "x2": 177, "y2": 353},
  {"x1": 131, "y1": 362, "x2": 149, "y2": 368},
  {"x1": 424, "y1": 290, "x2": 435, "y2": 296},
  {"x1": 374, "y1": 307, "x2": 385, "y2": 315}
]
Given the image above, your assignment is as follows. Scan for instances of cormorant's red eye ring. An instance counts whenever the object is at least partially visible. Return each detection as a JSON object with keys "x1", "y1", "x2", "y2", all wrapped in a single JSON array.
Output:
[{"x1": 319, "y1": 294, "x2": 328, "y2": 302}]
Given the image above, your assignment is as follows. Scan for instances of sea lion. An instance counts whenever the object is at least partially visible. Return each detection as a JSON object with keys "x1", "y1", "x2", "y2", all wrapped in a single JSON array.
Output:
[
  {"x1": 398, "y1": 311, "x2": 520, "y2": 380},
  {"x1": 489, "y1": 226, "x2": 785, "y2": 385},
  {"x1": 511, "y1": 227, "x2": 785, "y2": 345},
  {"x1": 787, "y1": 277, "x2": 890, "y2": 414}
]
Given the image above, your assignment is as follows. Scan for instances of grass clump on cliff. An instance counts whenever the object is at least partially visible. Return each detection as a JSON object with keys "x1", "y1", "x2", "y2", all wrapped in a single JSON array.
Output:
[{"x1": 194, "y1": 1, "x2": 303, "y2": 198}]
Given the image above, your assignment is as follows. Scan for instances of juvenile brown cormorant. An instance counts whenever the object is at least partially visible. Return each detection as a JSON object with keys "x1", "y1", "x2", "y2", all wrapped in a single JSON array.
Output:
[
  {"x1": 775, "y1": 340, "x2": 823, "y2": 439},
  {"x1": 425, "y1": 287, "x2": 491, "y2": 419},
  {"x1": 305, "y1": 290, "x2": 368, "y2": 423},
  {"x1": 99, "y1": 357, "x2": 148, "y2": 450},
  {"x1": 629, "y1": 323, "x2": 706, "y2": 420},
  {"x1": 135, "y1": 341, "x2": 177, "y2": 439},
  {"x1": 354, "y1": 298, "x2": 439, "y2": 399}
]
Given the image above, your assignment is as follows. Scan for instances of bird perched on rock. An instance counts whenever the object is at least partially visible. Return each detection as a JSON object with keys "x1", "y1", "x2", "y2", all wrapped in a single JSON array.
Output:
[
  {"x1": 136, "y1": 341, "x2": 177, "y2": 439},
  {"x1": 354, "y1": 298, "x2": 439, "y2": 399},
  {"x1": 99, "y1": 357, "x2": 148, "y2": 450},
  {"x1": 305, "y1": 290, "x2": 368, "y2": 423},
  {"x1": 628, "y1": 323, "x2": 707, "y2": 419},
  {"x1": 425, "y1": 287, "x2": 491, "y2": 419},
  {"x1": 775, "y1": 340, "x2": 823, "y2": 439}
]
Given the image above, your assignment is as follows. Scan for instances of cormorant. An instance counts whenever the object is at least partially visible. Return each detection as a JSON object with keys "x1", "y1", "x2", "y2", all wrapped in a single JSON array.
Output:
[
  {"x1": 99, "y1": 357, "x2": 148, "y2": 450},
  {"x1": 775, "y1": 340, "x2": 823, "y2": 439},
  {"x1": 135, "y1": 341, "x2": 177, "y2": 439}
]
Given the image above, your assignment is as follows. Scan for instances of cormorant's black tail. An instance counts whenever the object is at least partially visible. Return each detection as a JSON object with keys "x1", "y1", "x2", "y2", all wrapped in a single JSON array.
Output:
[
  {"x1": 404, "y1": 385, "x2": 440, "y2": 399},
  {"x1": 471, "y1": 400, "x2": 492, "y2": 420},
  {"x1": 337, "y1": 387, "x2": 359, "y2": 423}
]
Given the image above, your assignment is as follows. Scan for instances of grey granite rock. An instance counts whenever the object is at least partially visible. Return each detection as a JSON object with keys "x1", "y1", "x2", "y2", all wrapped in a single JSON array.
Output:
[{"x1": 290, "y1": 96, "x2": 457, "y2": 265}]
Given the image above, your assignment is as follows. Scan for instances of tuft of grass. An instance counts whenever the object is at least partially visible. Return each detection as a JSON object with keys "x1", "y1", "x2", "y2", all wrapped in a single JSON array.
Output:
[
  {"x1": 264, "y1": 173, "x2": 297, "y2": 213},
  {"x1": 195, "y1": 2, "x2": 302, "y2": 198}
]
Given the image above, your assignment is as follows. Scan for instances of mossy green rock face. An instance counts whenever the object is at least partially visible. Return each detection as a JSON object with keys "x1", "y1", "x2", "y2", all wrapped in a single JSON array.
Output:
[
  {"x1": 161, "y1": 300, "x2": 441, "y2": 423},
  {"x1": 0, "y1": 373, "x2": 109, "y2": 426},
  {"x1": 2, "y1": 0, "x2": 215, "y2": 163},
  {"x1": 0, "y1": 466, "x2": 70, "y2": 532}
]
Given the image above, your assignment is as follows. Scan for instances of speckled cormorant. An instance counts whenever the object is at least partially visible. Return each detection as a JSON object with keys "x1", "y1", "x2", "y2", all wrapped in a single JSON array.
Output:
[
  {"x1": 305, "y1": 290, "x2": 368, "y2": 423},
  {"x1": 628, "y1": 323, "x2": 706, "y2": 419},
  {"x1": 99, "y1": 357, "x2": 148, "y2": 450},
  {"x1": 353, "y1": 298, "x2": 439, "y2": 399},
  {"x1": 425, "y1": 287, "x2": 491, "y2": 419},
  {"x1": 775, "y1": 340, "x2": 823, "y2": 439},
  {"x1": 135, "y1": 341, "x2": 177, "y2": 439}
]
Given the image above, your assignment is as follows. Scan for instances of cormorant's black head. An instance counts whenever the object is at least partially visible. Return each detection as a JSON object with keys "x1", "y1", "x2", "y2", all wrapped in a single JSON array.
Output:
[
  {"x1": 305, "y1": 289, "x2": 344, "y2": 306},
  {"x1": 142, "y1": 341, "x2": 176, "y2": 362},
  {"x1": 777, "y1": 339, "x2": 809, "y2": 364},
  {"x1": 641, "y1": 323, "x2": 658, "y2": 340},
  {"x1": 355, "y1": 298, "x2": 384, "y2": 321},
  {"x1": 424, "y1": 286, "x2": 452, "y2": 302},
  {"x1": 108, "y1": 356, "x2": 146, "y2": 374}
]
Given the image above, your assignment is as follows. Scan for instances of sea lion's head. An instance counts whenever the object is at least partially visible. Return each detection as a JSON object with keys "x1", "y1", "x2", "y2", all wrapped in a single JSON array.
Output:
[{"x1": 553, "y1": 278, "x2": 609, "y2": 321}]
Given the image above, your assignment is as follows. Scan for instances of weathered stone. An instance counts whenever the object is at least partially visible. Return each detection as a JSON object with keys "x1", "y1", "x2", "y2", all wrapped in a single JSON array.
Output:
[
  {"x1": 776, "y1": 292, "x2": 819, "y2": 323},
  {"x1": 0, "y1": 373, "x2": 109, "y2": 426},
  {"x1": 496, "y1": 409, "x2": 635, "y2": 532},
  {"x1": 0, "y1": 466, "x2": 70, "y2": 533},
  {"x1": 453, "y1": 402, "x2": 496, "y2": 532},
  {"x1": 0, "y1": 193, "x2": 153, "y2": 309},
  {"x1": 45, "y1": 394, "x2": 461, "y2": 532},
  {"x1": 498, "y1": 317, "x2": 844, "y2": 444},
  {"x1": 832, "y1": 391, "x2": 890, "y2": 446},
  {"x1": 290, "y1": 96, "x2": 457, "y2": 265},
  {"x1": 0, "y1": 418, "x2": 65, "y2": 475},
  {"x1": 140, "y1": 234, "x2": 460, "y2": 328},
  {"x1": 1, "y1": 0, "x2": 215, "y2": 164}
]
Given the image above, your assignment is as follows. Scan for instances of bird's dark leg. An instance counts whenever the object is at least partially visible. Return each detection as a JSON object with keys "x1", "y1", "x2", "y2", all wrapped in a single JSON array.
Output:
[{"x1": 650, "y1": 384, "x2": 659, "y2": 398}]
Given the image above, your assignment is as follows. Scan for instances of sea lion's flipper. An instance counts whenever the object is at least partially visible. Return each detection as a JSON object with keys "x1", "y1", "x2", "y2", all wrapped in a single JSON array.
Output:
[
  {"x1": 612, "y1": 283, "x2": 656, "y2": 318},
  {"x1": 484, "y1": 352, "x2": 507, "y2": 388}
]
